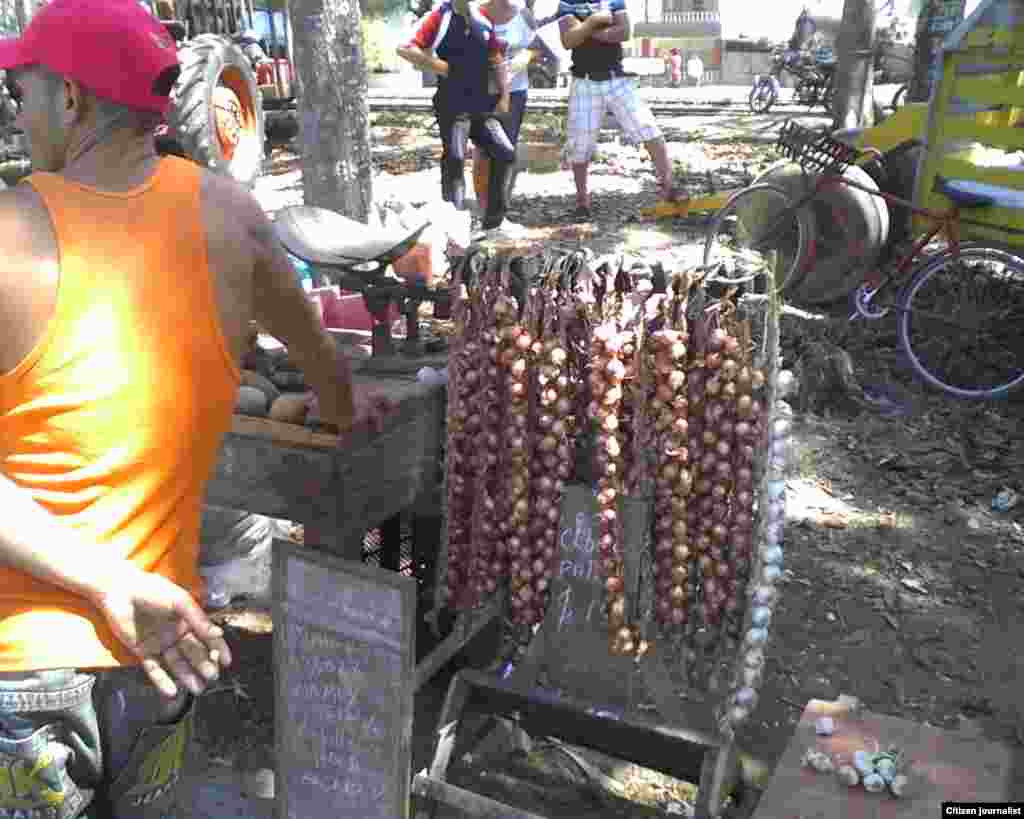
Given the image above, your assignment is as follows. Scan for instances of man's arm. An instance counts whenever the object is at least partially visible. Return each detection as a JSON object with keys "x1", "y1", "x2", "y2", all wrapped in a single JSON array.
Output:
[
  {"x1": 396, "y1": 6, "x2": 449, "y2": 76},
  {"x1": 396, "y1": 44, "x2": 449, "y2": 77},
  {"x1": 559, "y1": 12, "x2": 612, "y2": 50},
  {"x1": 0, "y1": 473, "x2": 137, "y2": 602},
  {"x1": 591, "y1": 9, "x2": 630, "y2": 43},
  {"x1": 244, "y1": 207, "x2": 357, "y2": 430}
]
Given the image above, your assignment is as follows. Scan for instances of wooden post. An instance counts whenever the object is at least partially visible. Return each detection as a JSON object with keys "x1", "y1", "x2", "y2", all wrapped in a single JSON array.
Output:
[
  {"x1": 909, "y1": 0, "x2": 965, "y2": 102},
  {"x1": 289, "y1": 0, "x2": 373, "y2": 221},
  {"x1": 831, "y1": 0, "x2": 878, "y2": 129},
  {"x1": 266, "y1": 4, "x2": 286, "y2": 100}
]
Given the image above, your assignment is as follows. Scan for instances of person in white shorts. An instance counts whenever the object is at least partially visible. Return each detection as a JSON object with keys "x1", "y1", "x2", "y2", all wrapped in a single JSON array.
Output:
[{"x1": 559, "y1": 2, "x2": 679, "y2": 219}]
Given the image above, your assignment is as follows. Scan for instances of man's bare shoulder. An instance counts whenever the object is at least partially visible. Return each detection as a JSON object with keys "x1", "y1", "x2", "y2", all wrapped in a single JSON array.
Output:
[
  {"x1": 0, "y1": 183, "x2": 59, "y2": 276},
  {"x1": 0, "y1": 183, "x2": 54, "y2": 239},
  {"x1": 198, "y1": 167, "x2": 273, "y2": 246}
]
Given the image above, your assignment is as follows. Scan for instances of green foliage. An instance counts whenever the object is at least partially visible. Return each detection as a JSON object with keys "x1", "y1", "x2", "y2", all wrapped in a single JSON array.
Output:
[{"x1": 362, "y1": 16, "x2": 404, "y2": 72}]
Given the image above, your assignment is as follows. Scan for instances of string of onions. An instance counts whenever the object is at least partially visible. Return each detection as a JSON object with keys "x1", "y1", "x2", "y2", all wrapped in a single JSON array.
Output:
[
  {"x1": 439, "y1": 254, "x2": 780, "y2": 690},
  {"x1": 650, "y1": 328, "x2": 692, "y2": 630},
  {"x1": 503, "y1": 302, "x2": 535, "y2": 624},
  {"x1": 513, "y1": 289, "x2": 574, "y2": 626},
  {"x1": 590, "y1": 323, "x2": 640, "y2": 656},
  {"x1": 466, "y1": 291, "x2": 519, "y2": 607},
  {"x1": 441, "y1": 269, "x2": 486, "y2": 610}
]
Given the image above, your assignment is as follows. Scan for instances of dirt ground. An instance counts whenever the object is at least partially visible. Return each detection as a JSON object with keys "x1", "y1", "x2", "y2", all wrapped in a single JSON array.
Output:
[{"x1": 185, "y1": 113, "x2": 1024, "y2": 817}]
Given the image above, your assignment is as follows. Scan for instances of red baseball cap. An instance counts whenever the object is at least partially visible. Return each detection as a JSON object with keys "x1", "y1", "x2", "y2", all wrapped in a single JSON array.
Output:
[{"x1": 0, "y1": 0, "x2": 180, "y2": 114}]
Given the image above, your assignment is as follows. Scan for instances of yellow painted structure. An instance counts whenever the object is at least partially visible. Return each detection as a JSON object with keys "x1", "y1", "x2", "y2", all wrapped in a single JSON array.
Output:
[{"x1": 856, "y1": 0, "x2": 1024, "y2": 245}]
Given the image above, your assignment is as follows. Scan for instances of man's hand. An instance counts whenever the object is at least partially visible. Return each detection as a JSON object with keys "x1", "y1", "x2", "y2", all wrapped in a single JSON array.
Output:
[
  {"x1": 588, "y1": 9, "x2": 614, "y2": 28},
  {"x1": 495, "y1": 93, "x2": 511, "y2": 114},
  {"x1": 94, "y1": 568, "x2": 232, "y2": 699},
  {"x1": 348, "y1": 383, "x2": 397, "y2": 436},
  {"x1": 308, "y1": 383, "x2": 397, "y2": 437}
]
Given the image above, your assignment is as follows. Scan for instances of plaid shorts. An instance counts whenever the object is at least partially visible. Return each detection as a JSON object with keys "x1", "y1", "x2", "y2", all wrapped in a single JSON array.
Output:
[{"x1": 564, "y1": 75, "x2": 661, "y2": 164}]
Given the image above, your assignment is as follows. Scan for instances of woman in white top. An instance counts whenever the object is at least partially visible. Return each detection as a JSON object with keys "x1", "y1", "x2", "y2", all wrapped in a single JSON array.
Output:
[{"x1": 472, "y1": 0, "x2": 544, "y2": 214}]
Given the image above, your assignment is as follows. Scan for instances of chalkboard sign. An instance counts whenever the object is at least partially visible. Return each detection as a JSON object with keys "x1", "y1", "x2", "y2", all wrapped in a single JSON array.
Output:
[
  {"x1": 535, "y1": 484, "x2": 650, "y2": 709},
  {"x1": 272, "y1": 540, "x2": 416, "y2": 819}
]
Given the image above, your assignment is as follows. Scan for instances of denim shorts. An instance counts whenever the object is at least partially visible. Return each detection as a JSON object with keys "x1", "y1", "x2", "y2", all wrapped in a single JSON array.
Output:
[{"x1": 0, "y1": 668, "x2": 193, "y2": 819}]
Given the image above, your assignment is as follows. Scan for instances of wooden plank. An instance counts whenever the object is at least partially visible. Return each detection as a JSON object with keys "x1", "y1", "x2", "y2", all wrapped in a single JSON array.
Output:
[
  {"x1": 751, "y1": 697, "x2": 1014, "y2": 819},
  {"x1": 207, "y1": 433, "x2": 336, "y2": 522},
  {"x1": 413, "y1": 601, "x2": 502, "y2": 691},
  {"x1": 694, "y1": 741, "x2": 740, "y2": 819},
  {"x1": 332, "y1": 383, "x2": 444, "y2": 547},
  {"x1": 952, "y1": 75, "x2": 1024, "y2": 107},
  {"x1": 411, "y1": 773, "x2": 549, "y2": 819},
  {"x1": 230, "y1": 415, "x2": 339, "y2": 450},
  {"x1": 272, "y1": 540, "x2": 417, "y2": 819},
  {"x1": 457, "y1": 670, "x2": 715, "y2": 784},
  {"x1": 934, "y1": 116, "x2": 1024, "y2": 149}
]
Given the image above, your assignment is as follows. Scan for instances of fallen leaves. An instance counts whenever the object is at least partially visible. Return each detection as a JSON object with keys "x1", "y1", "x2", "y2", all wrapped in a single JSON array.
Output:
[{"x1": 900, "y1": 578, "x2": 928, "y2": 595}]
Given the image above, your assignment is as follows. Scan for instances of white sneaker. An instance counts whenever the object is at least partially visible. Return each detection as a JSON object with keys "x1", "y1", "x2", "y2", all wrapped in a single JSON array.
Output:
[{"x1": 481, "y1": 219, "x2": 529, "y2": 239}]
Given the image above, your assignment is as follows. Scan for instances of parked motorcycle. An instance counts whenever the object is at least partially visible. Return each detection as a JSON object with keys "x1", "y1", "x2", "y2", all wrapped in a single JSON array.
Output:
[{"x1": 748, "y1": 47, "x2": 837, "y2": 114}]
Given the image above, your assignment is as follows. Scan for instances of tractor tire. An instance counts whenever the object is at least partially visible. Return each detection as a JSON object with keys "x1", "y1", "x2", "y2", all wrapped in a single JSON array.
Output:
[
  {"x1": 166, "y1": 34, "x2": 264, "y2": 186},
  {"x1": 754, "y1": 161, "x2": 890, "y2": 307}
]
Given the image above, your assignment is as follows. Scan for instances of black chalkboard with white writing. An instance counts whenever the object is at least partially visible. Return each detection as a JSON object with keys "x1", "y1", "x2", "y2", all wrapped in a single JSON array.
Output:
[
  {"x1": 272, "y1": 540, "x2": 416, "y2": 819},
  {"x1": 536, "y1": 484, "x2": 649, "y2": 708}
]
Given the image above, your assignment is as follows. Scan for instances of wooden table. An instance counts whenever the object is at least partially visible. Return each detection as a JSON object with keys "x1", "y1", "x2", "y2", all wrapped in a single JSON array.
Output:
[
  {"x1": 204, "y1": 360, "x2": 503, "y2": 689},
  {"x1": 206, "y1": 371, "x2": 445, "y2": 562},
  {"x1": 752, "y1": 696, "x2": 1015, "y2": 819}
]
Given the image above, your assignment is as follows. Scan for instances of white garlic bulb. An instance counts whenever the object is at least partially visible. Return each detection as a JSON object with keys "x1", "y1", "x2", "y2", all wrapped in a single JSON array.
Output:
[
  {"x1": 875, "y1": 757, "x2": 897, "y2": 784},
  {"x1": 836, "y1": 765, "x2": 859, "y2": 787},
  {"x1": 735, "y1": 687, "x2": 758, "y2": 709},
  {"x1": 741, "y1": 665, "x2": 762, "y2": 688},
  {"x1": 762, "y1": 565, "x2": 782, "y2": 584},
  {"x1": 863, "y1": 772, "x2": 886, "y2": 793},
  {"x1": 729, "y1": 704, "x2": 750, "y2": 725},
  {"x1": 746, "y1": 627, "x2": 768, "y2": 646},
  {"x1": 753, "y1": 585, "x2": 777, "y2": 606},
  {"x1": 811, "y1": 753, "x2": 835, "y2": 774},
  {"x1": 852, "y1": 750, "x2": 872, "y2": 775},
  {"x1": 889, "y1": 774, "x2": 909, "y2": 797}
]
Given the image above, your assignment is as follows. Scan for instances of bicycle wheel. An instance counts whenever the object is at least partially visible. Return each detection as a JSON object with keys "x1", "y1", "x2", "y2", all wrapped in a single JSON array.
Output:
[
  {"x1": 898, "y1": 242, "x2": 1024, "y2": 398},
  {"x1": 702, "y1": 183, "x2": 814, "y2": 294},
  {"x1": 748, "y1": 79, "x2": 777, "y2": 113}
]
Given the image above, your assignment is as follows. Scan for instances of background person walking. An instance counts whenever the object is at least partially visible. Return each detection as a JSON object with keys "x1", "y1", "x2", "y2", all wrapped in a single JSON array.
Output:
[{"x1": 471, "y1": 0, "x2": 545, "y2": 218}]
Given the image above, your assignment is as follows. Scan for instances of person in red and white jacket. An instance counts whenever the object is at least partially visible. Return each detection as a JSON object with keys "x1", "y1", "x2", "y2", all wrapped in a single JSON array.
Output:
[{"x1": 398, "y1": 1, "x2": 519, "y2": 232}]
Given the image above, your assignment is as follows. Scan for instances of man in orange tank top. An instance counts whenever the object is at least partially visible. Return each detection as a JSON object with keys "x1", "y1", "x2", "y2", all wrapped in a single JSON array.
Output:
[{"x1": 0, "y1": 1, "x2": 390, "y2": 815}]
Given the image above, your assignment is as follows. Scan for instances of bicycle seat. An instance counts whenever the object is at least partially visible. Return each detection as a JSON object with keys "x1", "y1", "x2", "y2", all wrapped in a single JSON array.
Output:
[
  {"x1": 934, "y1": 176, "x2": 1024, "y2": 210},
  {"x1": 274, "y1": 205, "x2": 429, "y2": 267}
]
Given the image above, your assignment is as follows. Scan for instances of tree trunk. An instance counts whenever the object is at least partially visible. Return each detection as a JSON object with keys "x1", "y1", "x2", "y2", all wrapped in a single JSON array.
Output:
[
  {"x1": 290, "y1": 0, "x2": 373, "y2": 221},
  {"x1": 832, "y1": 0, "x2": 877, "y2": 130},
  {"x1": 909, "y1": 0, "x2": 965, "y2": 102}
]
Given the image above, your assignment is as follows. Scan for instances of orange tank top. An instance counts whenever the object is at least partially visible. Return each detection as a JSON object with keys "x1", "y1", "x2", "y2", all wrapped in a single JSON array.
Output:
[{"x1": 0, "y1": 157, "x2": 240, "y2": 671}]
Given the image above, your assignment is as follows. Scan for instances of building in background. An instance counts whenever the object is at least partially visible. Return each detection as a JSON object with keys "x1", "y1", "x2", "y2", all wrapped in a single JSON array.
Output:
[{"x1": 628, "y1": 0, "x2": 723, "y2": 83}]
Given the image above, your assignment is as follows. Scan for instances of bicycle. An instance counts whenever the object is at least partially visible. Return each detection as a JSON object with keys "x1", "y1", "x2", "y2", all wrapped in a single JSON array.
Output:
[
  {"x1": 748, "y1": 48, "x2": 836, "y2": 115},
  {"x1": 703, "y1": 120, "x2": 1024, "y2": 399}
]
